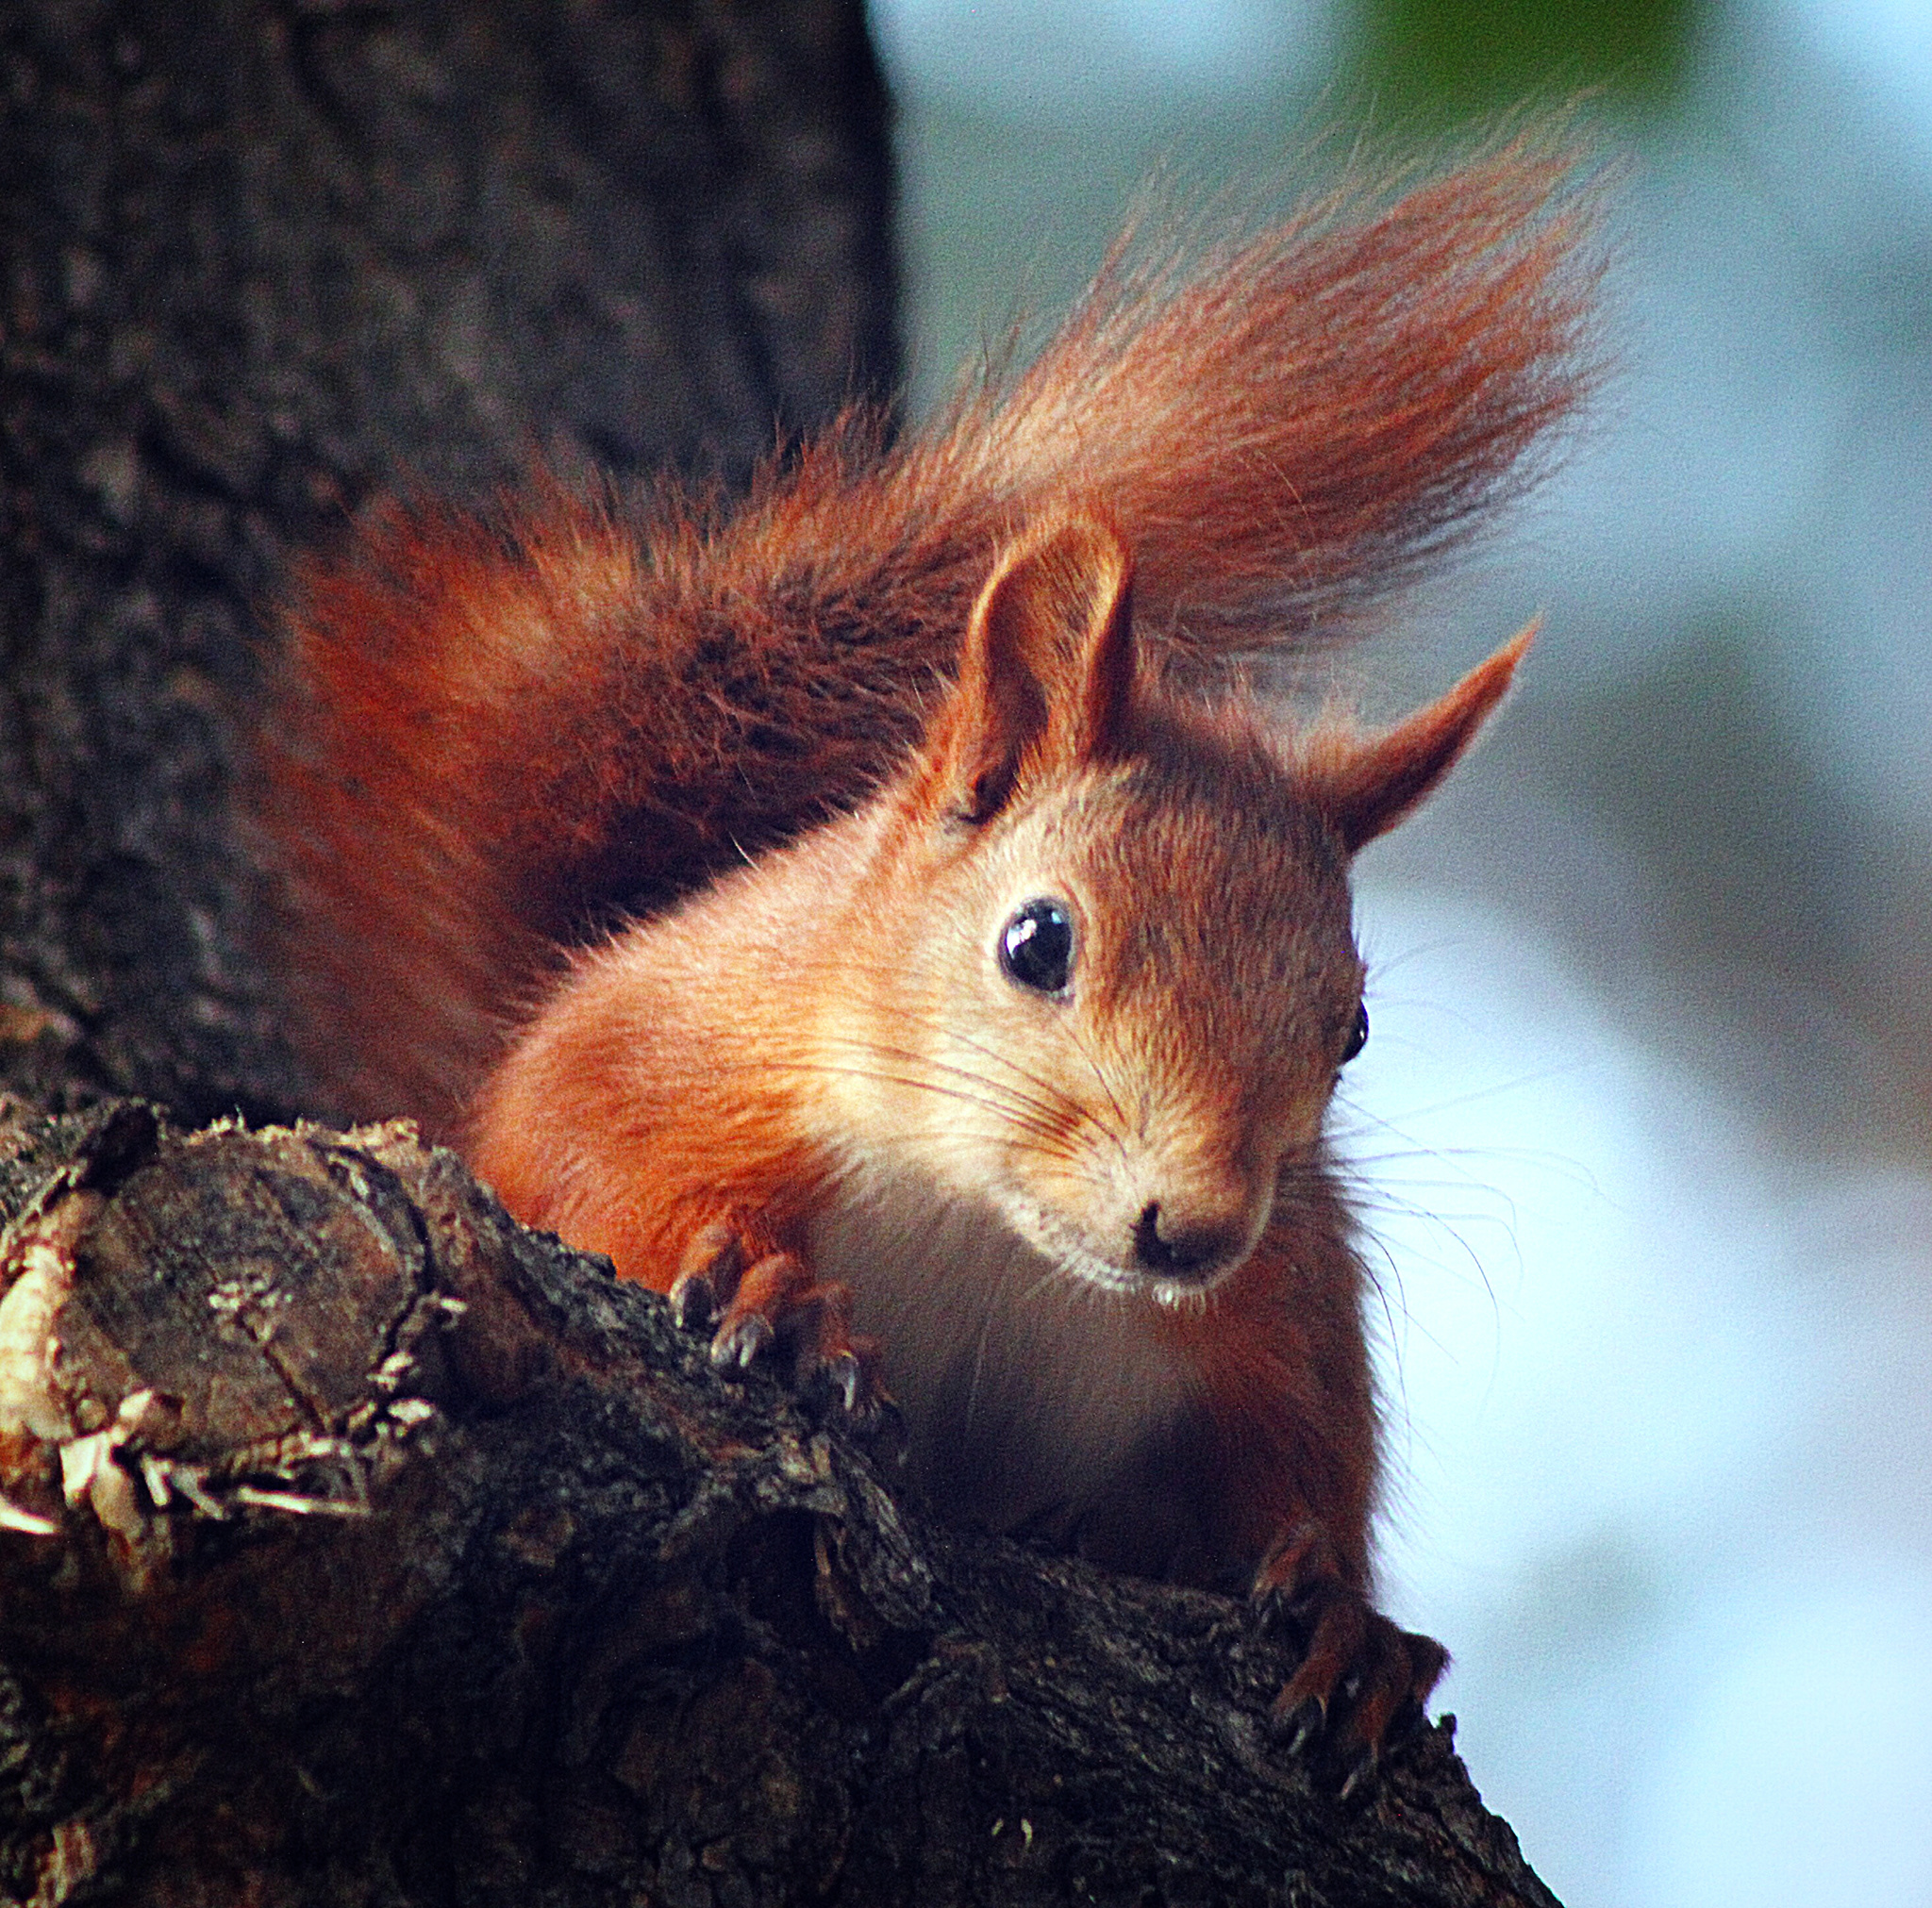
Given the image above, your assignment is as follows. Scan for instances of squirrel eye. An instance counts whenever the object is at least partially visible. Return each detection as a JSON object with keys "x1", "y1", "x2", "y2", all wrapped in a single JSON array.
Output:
[
  {"x1": 999, "y1": 899, "x2": 1074, "y2": 995},
  {"x1": 1341, "y1": 1001, "x2": 1369, "y2": 1065}
]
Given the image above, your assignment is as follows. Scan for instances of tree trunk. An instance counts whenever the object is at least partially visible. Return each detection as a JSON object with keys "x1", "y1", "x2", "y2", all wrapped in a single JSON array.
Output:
[
  {"x1": 0, "y1": 3, "x2": 1562, "y2": 1901},
  {"x1": 0, "y1": 0, "x2": 896, "y2": 1120}
]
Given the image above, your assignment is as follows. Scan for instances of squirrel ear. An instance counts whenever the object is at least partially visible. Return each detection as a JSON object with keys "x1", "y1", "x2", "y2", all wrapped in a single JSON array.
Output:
[
  {"x1": 938, "y1": 512, "x2": 1136, "y2": 821},
  {"x1": 1307, "y1": 621, "x2": 1536, "y2": 853}
]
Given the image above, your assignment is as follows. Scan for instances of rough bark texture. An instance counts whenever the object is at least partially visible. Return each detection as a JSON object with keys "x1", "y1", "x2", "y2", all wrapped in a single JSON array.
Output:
[
  {"x1": 0, "y1": 0, "x2": 896, "y2": 1121},
  {"x1": 0, "y1": 1102, "x2": 1558, "y2": 1908},
  {"x1": 0, "y1": 2, "x2": 1563, "y2": 1901}
]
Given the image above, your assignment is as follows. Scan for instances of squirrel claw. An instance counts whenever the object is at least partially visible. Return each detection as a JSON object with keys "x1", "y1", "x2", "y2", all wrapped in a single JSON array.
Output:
[
  {"x1": 680, "y1": 1239, "x2": 885, "y2": 1421},
  {"x1": 814, "y1": 1345, "x2": 870, "y2": 1415},
  {"x1": 1333, "y1": 1739, "x2": 1379, "y2": 1805},
  {"x1": 671, "y1": 1270, "x2": 719, "y2": 1332},
  {"x1": 675, "y1": 1220, "x2": 748, "y2": 1326},
  {"x1": 805, "y1": 1330, "x2": 889, "y2": 1419},
  {"x1": 1274, "y1": 1694, "x2": 1327, "y2": 1758},
  {"x1": 710, "y1": 1309, "x2": 775, "y2": 1371},
  {"x1": 826, "y1": 1349, "x2": 862, "y2": 1410},
  {"x1": 1381, "y1": 1696, "x2": 1429, "y2": 1753},
  {"x1": 1251, "y1": 1527, "x2": 1446, "y2": 1784},
  {"x1": 675, "y1": 1225, "x2": 793, "y2": 1373}
]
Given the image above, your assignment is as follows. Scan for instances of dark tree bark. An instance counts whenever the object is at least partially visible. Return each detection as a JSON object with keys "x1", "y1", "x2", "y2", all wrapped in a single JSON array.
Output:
[
  {"x1": 0, "y1": 1103, "x2": 1557, "y2": 1907},
  {"x1": 1, "y1": 0, "x2": 896, "y2": 1120},
  {"x1": 0, "y1": 3, "x2": 1563, "y2": 1902}
]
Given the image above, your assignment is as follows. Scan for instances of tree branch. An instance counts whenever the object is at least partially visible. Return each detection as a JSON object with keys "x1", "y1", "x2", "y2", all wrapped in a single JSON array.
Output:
[{"x1": 0, "y1": 1100, "x2": 1557, "y2": 1906}]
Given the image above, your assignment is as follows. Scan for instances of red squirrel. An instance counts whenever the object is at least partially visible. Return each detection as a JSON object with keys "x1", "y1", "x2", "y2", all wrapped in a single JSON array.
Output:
[{"x1": 261, "y1": 142, "x2": 1598, "y2": 1764}]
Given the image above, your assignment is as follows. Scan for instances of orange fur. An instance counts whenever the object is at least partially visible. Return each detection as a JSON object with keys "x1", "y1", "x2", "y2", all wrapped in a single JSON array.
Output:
[
  {"x1": 258, "y1": 143, "x2": 1599, "y2": 1758},
  {"x1": 452, "y1": 507, "x2": 1533, "y2": 1750},
  {"x1": 259, "y1": 138, "x2": 1597, "y2": 1135}
]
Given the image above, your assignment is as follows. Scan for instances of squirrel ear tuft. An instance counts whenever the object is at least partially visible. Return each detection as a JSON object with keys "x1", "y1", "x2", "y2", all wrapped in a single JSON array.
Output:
[
  {"x1": 1307, "y1": 621, "x2": 1536, "y2": 853},
  {"x1": 937, "y1": 511, "x2": 1136, "y2": 821}
]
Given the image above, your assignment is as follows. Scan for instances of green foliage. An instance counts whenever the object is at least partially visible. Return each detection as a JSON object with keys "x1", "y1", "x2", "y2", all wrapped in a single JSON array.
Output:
[{"x1": 1351, "y1": 0, "x2": 1696, "y2": 116}]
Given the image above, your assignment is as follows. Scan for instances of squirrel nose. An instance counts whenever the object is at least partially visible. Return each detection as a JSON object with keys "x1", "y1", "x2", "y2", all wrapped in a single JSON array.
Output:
[{"x1": 1132, "y1": 1201, "x2": 1242, "y2": 1280}]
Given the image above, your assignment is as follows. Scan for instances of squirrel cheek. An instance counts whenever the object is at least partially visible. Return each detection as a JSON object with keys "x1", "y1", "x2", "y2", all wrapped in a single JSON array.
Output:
[{"x1": 1274, "y1": 1076, "x2": 1342, "y2": 1146}]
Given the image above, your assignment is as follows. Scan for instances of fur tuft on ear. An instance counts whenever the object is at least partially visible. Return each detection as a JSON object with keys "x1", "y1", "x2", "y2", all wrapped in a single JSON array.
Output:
[
  {"x1": 1302, "y1": 620, "x2": 1536, "y2": 853},
  {"x1": 932, "y1": 511, "x2": 1137, "y2": 821}
]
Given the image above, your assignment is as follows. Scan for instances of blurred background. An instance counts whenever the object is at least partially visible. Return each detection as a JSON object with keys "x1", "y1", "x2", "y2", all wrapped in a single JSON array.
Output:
[{"x1": 867, "y1": 0, "x2": 1932, "y2": 1901}]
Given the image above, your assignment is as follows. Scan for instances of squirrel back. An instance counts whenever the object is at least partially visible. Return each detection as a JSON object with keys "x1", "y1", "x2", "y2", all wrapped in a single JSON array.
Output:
[{"x1": 258, "y1": 139, "x2": 1597, "y2": 1135}]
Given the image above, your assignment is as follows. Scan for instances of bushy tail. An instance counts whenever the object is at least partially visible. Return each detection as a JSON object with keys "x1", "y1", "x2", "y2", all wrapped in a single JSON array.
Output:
[
  {"x1": 924, "y1": 138, "x2": 1602, "y2": 639},
  {"x1": 258, "y1": 136, "x2": 1603, "y2": 1132}
]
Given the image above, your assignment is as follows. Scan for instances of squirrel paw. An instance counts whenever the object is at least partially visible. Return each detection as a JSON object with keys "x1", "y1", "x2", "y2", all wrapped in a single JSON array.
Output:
[
  {"x1": 670, "y1": 1217, "x2": 888, "y2": 1417},
  {"x1": 1251, "y1": 1525, "x2": 1447, "y2": 1794}
]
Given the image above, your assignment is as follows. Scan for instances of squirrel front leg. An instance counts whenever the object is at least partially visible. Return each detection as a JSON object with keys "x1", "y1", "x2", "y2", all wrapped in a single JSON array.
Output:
[
  {"x1": 1252, "y1": 1525, "x2": 1449, "y2": 1787},
  {"x1": 465, "y1": 953, "x2": 885, "y2": 1413},
  {"x1": 491, "y1": 1151, "x2": 884, "y2": 1413},
  {"x1": 1188, "y1": 1231, "x2": 1447, "y2": 1786},
  {"x1": 668, "y1": 1205, "x2": 885, "y2": 1414}
]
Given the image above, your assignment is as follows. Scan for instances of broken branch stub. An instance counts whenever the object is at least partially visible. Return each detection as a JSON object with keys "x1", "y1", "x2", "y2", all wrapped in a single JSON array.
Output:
[{"x1": 0, "y1": 1102, "x2": 1557, "y2": 1908}]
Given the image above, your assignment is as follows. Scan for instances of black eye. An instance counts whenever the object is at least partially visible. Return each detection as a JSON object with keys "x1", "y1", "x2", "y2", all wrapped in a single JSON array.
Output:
[
  {"x1": 1341, "y1": 1001, "x2": 1369, "y2": 1065},
  {"x1": 999, "y1": 899, "x2": 1074, "y2": 995}
]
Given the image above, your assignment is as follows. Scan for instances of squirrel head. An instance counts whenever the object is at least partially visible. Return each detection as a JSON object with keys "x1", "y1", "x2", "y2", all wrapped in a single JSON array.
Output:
[{"x1": 823, "y1": 511, "x2": 1530, "y2": 1303}]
